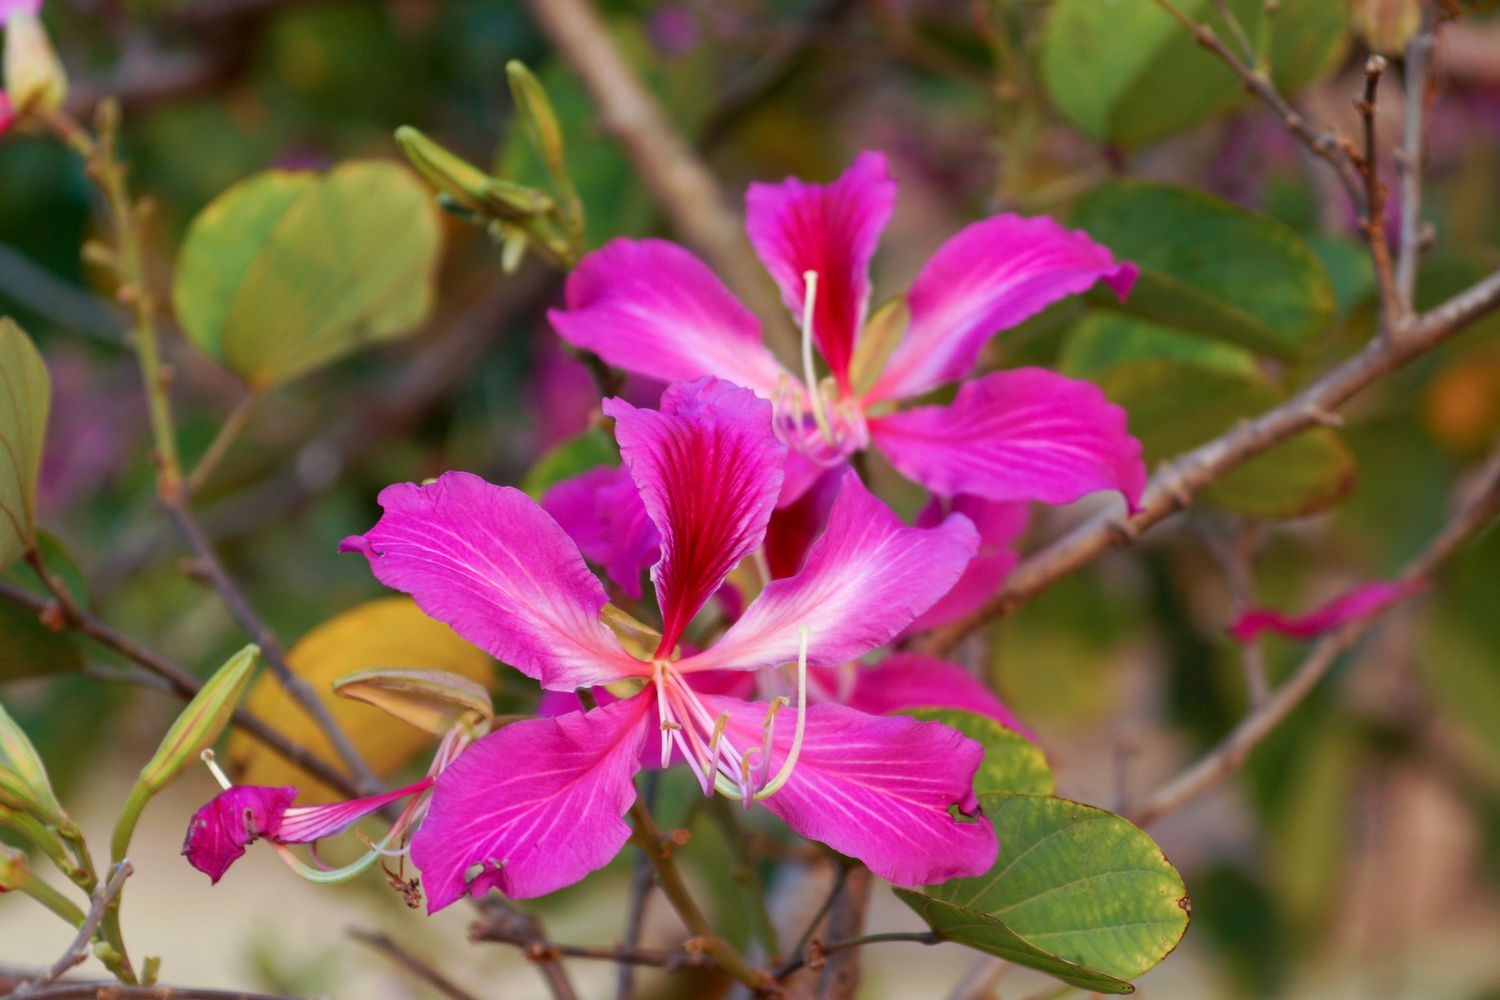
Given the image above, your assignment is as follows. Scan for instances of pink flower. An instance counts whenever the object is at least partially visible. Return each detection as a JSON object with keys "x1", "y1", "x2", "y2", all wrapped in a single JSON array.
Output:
[
  {"x1": 1229, "y1": 577, "x2": 1429, "y2": 643},
  {"x1": 182, "y1": 777, "x2": 434, "y2": 884},
  {"x1": 341, "y1": 378, "x2": 997, "y2": 910},
  {"x1": 549, "y1": 152, "x2": 1146, "y2": 509}
]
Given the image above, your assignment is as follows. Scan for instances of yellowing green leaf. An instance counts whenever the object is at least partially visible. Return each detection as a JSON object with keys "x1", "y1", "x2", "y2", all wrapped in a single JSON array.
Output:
[
  {"x1": 174, "y1": 161, "x2": 442, "y2": 388},
  {"x1": 227, "y1": 597, "x2": 493, "y2": 802},
  {"x1": 0, "y1": 318, "x2": 49, "y2": 571},
  {"x1": 900, "y1": 708, "x2": 1053, "y2": 797}
]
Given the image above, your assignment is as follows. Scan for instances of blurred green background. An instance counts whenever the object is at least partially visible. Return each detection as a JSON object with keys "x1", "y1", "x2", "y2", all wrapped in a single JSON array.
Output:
[{"x1": 3, "y1": 1, "x2": 1500, "y2": 997}]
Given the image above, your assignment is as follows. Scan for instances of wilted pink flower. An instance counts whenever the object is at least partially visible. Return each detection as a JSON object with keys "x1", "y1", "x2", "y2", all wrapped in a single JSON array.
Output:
[
  {"x1": 549, "y1": 152, "x2": 1145, "y2": 508},
  {"x1": 1229, "y1": 577, "x2": 1428, "y2": 643},
  {"x1": 341, "y1": 378, "x2": 997, "y2": 909},
  {"x1": 2, "y1": 0, "x2": 66, "y2": 133}
]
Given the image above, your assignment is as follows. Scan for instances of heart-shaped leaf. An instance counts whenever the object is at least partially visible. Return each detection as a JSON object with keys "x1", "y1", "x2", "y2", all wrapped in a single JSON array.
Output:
[
  {"x1": 1042, "y1": 0, "x2": 1347, "y2": 150},
  {"x1": 174, "y1": 160, "x2": 442, "y2": 388},
  {"x1": 1072, "y1": 181, "x2": 1336, "y2": 358},
  {"x1": 227, "y1": 597, "x2": 493, "y2": 802},
  {"x1": 0, "y1": 319, "x2": 49, "y2": 572},
  {"x1": 900, "y1": 708, "x2": 1053, "y2": 797},
  {"x1": 898, "y1": 793, "x2": 1190, "y2": 993}
]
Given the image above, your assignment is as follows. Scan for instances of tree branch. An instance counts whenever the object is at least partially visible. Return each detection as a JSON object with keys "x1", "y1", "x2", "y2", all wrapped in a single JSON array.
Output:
[
  {"x1": 519, "y1": 0, "x2": 795, "y2": 359},
  {"x1": 348, "y1": 928, "x2": 482, "y2": 1000},
  {"x1": 0, "y1": 576, "x2": 359, "y2": 799},
  {"x1": 1396, "y1": 3, "x2": 1441, "y2": 312},
  {"x1": 1128, "y1": 442, "x2": 1500, "y2": 827},
  {"x1": 916, "y1": 270, "x2": 1500, "y2": 657}
]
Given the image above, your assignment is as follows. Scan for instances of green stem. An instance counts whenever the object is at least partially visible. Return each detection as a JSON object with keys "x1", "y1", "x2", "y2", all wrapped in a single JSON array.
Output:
[
  {"x1": 626, "y1": 799, "x2": 773, "y2": 994},
  {"x1": 18, "y1": 874, "x2": 87, "y2": 927},
  {"x1": 0, "y1": 808, "x2": 82, "y2": 882}
]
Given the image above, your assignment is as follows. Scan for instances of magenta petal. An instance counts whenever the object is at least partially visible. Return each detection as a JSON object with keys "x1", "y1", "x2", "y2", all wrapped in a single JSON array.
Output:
[
  {"x1": 705, "y1": 696, "x2": 997, "y2": 885},
  {"x1": 0, "y1": 0, "x2": 42, "y2": 25},
  {"x1": 745, "y1": 152, "x2": 896, "y2": 391},
  {"x1": 340, "y1": 471, "x2": 644, "y2": 690},
  {"x1": 910, "y1": 495, "x2": 1027, "y2": 632},
  {"x1": 764, "y1": 468, "x2": 843, "y2": 579},
  {"x1": 275, "y1": 777, "x2": 435, "y2": 844},
  {"x1": 846, "y1": 654, "x2": 1035, "y2": 740},
  {"x1": 1230, "y1": 577, "x2": 1428, "y2": 643},
  {"x1": 868, "y1": 215, "x2": 1137, "y2": 403},
  {"x1": 870, "y1": 368, "x2": 1146, "y2": 509},
  {"x1": 683, "y1": 469, "x2": 979, "y2": 673},
  {"x1": 182, "y1": 785, "x2": 297, "y2": 884},
  {"x1": 604, "y1": 378, "x2": 786, "y2": 654},
  {"x1": 541, "y1": 465, "x2": 661, "y2": 600},
  {"x1": 411, "y1": 693, "x2": 653, "y2": 910},
  {"x1": 0, "y1": 93, "x2": 14, "y2": 137},
  {"x1": 549, "y1": 238, "x2": 790, "y2": 397}
]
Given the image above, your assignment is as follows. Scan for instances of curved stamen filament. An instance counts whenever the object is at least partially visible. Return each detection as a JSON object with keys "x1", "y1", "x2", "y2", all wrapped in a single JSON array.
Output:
[
  {"x1": 800, "y1": 271, "x2": 835, "y2": 446},
  {"x1": 753, "y1": 627, "x2": 809, "y2": 801}
]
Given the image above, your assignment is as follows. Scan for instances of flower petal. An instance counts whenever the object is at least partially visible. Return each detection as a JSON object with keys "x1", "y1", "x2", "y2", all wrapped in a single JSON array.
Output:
[
  {"x1": 684, "y1": 469, "x2": 979, "y2": 673},
  {"x1": 870, "y1": 368, "x2": 1146, "y2": 509},
  {"x1": 1230, "y1": 577, "x2": 1428, "y2": 643},
  {"x1": 182, "y1": 785, "x2": 297, "y2": 884},
  {"x1": 845, "y1": 654, "x2": 1034, "y2": 739},
  {"x1": 703, "y1": 695, "x2": 997, "y2": 885},
  {"x1": 411, "y1": 692, "x2": 653, "y2": 909},
  {"x1": 0, "y1": 93, "x2": 14, "y2": 137},
  {"x1": 541, "y1": 465, "x2": 661, "y2": 600},
  {"x1": 275, "y1": 776, "x2": 435, "y2": 844},
  {"x1": 868, "y1": 215, "x2": 1137, "y2": 403},
  {"x1": 340, "y1": 471, "x2": 644, "y2": 690},
  {"x1": 604, "y1": 378, "x2": 786, "y2": 654},
  {"x1": 909, "y1": 495, "x2": 1027, "y2": 632},
  {"x1": 0, "y1": 1, "x2": 41, "y2": 26},
  {"x1": 763, "y1": 467, "x2": 843, "y2": 579},
  {"x1": 745, "y1": 152, "x2": 896, "y2": 391},
  {"x1": 549, "y1": 238, "x2": 790, "y2": 397}
]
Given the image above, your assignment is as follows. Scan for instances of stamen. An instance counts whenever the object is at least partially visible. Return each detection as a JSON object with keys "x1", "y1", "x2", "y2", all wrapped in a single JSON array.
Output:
[
  {"x1": 654, "y1": 660, "x2": 672, "y2": 769},
  {"x1": 200, "y1": 749, "x2": 233, "y2": 791},
  {"x1": 754, "y1": 627, "x2": 810, "y2": 801},
  {"x1": 703, "y1": 713, "x2": 731, "y2": 798},
  {"x1": 799, "y1": 271, "x2": 835, "y2": 446}
]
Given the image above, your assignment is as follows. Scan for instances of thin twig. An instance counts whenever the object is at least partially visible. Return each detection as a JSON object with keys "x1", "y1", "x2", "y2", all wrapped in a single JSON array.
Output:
[
  {"x1": 784, "y1": 861, "x2": 849, "y2": 971},
  {"x1": 520, "y1": 0, "x2": 794, "y2": 359},
  {"x1": 916, "y1": 267, "x2": 1500, "y2": 657},
  {"x1": 615, "y1": 771, "x2": 660, "y2": 1000},
  {"x1": 1129, "y1": 444, "x2": 1500, "y2": 826},
  {"x1": 10, "y1": 985, "x2": 301, "y2": 1000},
  {"x1": 185, "y1": 390, "x2": 259, "y2": 497},
  {"x1": 471, "y1": 918, "x2": 714, "y2": 971},
  {"x1": 349, "y1": 928, "x2": 482, "y2": 1000},
  {"x1": 813, "y1": 866, "x2": 873, "y2": 1000},
  {"x1": 161, "y1": 498, "x2": 380, "y2": 793},
  {"x1": 467, "y1": 897, "x2": 582, "y2": 1000},
  {"x1": 1150, "y1": 0, "x2": 1364, "y2": 198},
  {"x1": 1355, "y1": 55, "x2": 1402, "y2": 323},
  {"x1": 773, "y1": 931, "x2": 939, "y2": 980},
  {"x1": 17, "y1": 862, "x2": 133, "y2": 993},
  {"x1": 0, "y1": 575, "x2": 359, "y2": 799},
  {"x1": 1202, "y1": 519, "x2": 1270, "y2": 706},
  {"x1": 1396, "y1": 2, "x2": 1441, "y2": 312}
]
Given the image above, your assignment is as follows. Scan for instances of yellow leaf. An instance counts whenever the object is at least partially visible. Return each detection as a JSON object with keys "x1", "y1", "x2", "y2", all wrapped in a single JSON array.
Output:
[{"x1": 227, "y1": 597, "x2": 492, "y2": 803}]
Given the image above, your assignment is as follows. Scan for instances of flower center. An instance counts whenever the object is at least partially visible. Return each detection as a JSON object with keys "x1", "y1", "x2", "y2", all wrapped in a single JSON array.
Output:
[{"x1": 654, "y1": 627, "x2": 810, "y2": 806}]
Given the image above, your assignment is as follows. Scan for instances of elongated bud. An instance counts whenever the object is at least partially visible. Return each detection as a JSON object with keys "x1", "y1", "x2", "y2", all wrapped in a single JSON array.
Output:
[
  {"x1": 0, "y1": 842, "x2": 25, "y2": 892},
  {"x1": 333, "y1": 667, "x2": 492, "y2": 737},
  {"x1": 1351, "y1": 0, "x2": 1421, "y2": 55},
  {"x1": 394, "y1": 125, "x2": 552, "y2": 220},
  {"x1": 0, "y1": 761, "x2": 67, "y2": 828},
  {"x1": 112, "y1": 644, "x2": 260, "y2": 863},
  {"x1": 0, "y1": 699, "x2": 63, "y2": 822},
  {"x1": 3, "y1": 8, "x2": 67, "y2": 119},
  {"x1": 505, "y1": 61, "x2": 566, "y2": 175}
]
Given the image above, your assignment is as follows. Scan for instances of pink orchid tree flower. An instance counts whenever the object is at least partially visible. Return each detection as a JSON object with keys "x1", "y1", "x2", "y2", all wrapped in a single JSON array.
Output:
[
  {"x1": 1229, "y1": 577, "x2": 1429, "y2": 643},
  {"x1": 548, "y1": 151, "x2": 1146, "y2": 509},
  {"x1": 340, "y1": 378, "x2": 997, "y2": 910},
  {"x1": 182, "y1": 716, "x2": 479, "y2": 887}
]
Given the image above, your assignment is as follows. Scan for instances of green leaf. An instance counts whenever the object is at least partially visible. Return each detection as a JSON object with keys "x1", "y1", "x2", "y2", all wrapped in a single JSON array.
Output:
[
  {"x1": 1042, "y1": 0, "x2": 1347, "y2": 150},
  {"x1": 898, "y1": 793, "x2": 1190, "y2": 993},
  {"x1": 0, "y1": 318, "x2": 49, "y2": 572},
  {"x1": 521, "y1": 428, "x2": 618, "y2": 499},
  {"x1": 1075, "y1": 323, "x2": 1356, "y2": 517},
  {"x1": 1073, "y1": 182, "x2": 1336, "y2": 358},
  {"x1": 1060, "y1": 311, "x2": 1259, "y2": 379},
  {"x1": 0, "y1": 600, "x2": 80, "y2": 680},
  {"x1": 901, "y1": 708, "x2": 1053, "y2": 796},
  {"x1": 174, "y1": 161, "x2": 443, "y2": 388}
]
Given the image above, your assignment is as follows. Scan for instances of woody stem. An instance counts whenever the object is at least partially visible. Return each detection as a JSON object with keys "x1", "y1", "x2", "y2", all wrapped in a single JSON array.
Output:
[{"x1": 625, "y1": 799, "x2": 774, "y2": 994}]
